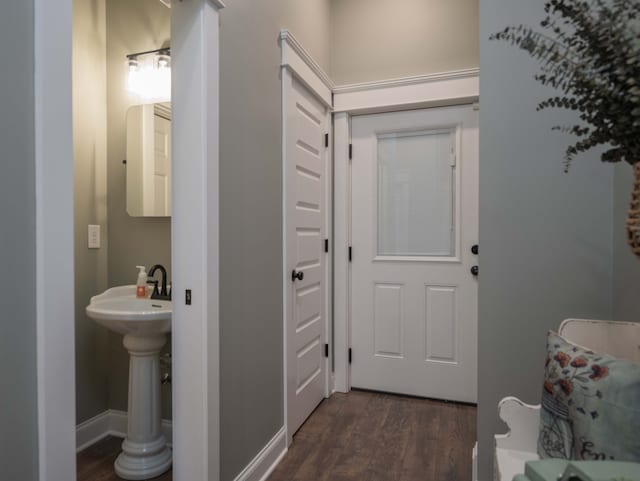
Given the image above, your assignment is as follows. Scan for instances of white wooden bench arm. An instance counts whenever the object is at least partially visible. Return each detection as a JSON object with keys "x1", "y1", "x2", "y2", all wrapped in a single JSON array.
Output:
[
  {"x1": 494, "y1": 397, "x2": 541, "y2": 480},
  {"x1": 495, "y1": 396, "x2": 540, "y2": 452}
]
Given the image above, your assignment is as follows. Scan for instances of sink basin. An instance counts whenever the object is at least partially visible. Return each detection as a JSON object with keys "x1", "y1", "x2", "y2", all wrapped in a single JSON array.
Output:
[{"x1": 86, "y1": 285, "x2": 171, "y2": 336}]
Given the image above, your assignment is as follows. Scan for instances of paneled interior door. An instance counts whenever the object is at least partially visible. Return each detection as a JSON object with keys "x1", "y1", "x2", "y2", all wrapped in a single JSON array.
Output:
[
  {"x1": 350, "y1": 105, "x2": 478, "y2": 403},
  {"x1": 284, "y1": 73, "x2": 330, "y2": 439},
  {"x1": 152, "y1": 112, "x2": 172, "y2": 216}
]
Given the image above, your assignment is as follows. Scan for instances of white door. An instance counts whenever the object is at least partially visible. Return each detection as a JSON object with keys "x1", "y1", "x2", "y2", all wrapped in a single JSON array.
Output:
[
  {"x1": 350, "y1": 105, "x2": 478, "y2": 403},
  {"x1": 284, "y1": 74, "x2": 330, "y2": 438}
]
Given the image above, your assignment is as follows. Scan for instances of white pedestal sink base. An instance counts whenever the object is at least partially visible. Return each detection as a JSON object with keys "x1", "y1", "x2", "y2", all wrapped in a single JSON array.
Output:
[
  {"x1": 115, "y1": 439, "x2": 172, "y2": 481},
  {"x1": 115, "y1": 334, "x2": 172, "y2": 480}
]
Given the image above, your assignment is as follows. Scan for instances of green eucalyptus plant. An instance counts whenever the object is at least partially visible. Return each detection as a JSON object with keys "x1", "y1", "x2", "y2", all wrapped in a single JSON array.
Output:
[{"x1": 491, "y1": 0, "x2": 640, "y2": 172}]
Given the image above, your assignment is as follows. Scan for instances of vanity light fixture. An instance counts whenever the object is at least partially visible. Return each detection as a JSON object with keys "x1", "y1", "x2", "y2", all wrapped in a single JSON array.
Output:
[{"x1": 126, "y1": 47, "x2": 171, "y2": 102}]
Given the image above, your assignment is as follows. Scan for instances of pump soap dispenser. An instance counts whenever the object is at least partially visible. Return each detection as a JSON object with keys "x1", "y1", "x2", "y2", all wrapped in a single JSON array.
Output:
[{"x1": 136, "y1": 266, "x2": 148, "y2": 298}]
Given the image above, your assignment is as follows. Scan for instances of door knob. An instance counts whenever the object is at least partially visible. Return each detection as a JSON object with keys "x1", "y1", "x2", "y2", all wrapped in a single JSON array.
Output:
[
  {"x1": 292, "y1": 270, "x2": 304, "y2": 282},
  {"x1": 471, "y1": 244, "x2": 479, "y2": 255},
  {"x1": 470, "y1": 266, "x2": 478, "y2": 277}
]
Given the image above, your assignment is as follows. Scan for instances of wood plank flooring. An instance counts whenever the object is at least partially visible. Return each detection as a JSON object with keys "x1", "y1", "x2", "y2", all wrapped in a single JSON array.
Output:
[
  {"x1": 77, "y1": 390, "x2": 476, "y2": 481},
  {"x1": 267, "y1": 390, "x2": 477, "y2": 481},
  {"x1": 77, "y1": 436, "x2": 172, "y2": 481}
]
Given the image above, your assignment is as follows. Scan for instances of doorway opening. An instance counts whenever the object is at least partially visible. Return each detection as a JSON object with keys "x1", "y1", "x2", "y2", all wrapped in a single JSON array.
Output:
[
  {"x1": 36, "y1": 0, "x2": 223, "y2": 480},
  {"x1": 281, "y1": 30, "x2": 480, "y2": 463},
  {"x1": 73, "y1": 2, "x2": 173, "y2": 479}
]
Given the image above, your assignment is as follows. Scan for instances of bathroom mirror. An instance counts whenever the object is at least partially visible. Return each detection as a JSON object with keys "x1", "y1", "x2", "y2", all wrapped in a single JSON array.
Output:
[{"x1": 126, "y1": 103, "x2": 172, "y2": 217}]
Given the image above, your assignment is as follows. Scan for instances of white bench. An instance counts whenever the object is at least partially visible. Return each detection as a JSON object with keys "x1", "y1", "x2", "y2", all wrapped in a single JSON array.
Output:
[{"x1": 493, "y1": 318, "x2": 640, "y2": 481}]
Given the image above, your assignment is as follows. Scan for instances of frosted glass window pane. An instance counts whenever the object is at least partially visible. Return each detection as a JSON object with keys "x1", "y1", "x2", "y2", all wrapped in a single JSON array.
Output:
[{"x1": 377, "y1": 130, "x2": 454, "y2": 257}]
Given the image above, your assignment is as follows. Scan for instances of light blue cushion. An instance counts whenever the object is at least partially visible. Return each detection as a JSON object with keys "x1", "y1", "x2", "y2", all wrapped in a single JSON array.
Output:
[{"x1": 537, "y1": 331, "x2": 640, "y2": 462}]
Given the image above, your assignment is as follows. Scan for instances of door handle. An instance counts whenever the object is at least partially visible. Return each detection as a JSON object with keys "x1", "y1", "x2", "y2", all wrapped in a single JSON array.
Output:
[
  {"x1": 292, "y1": 270, "x2": 304, "y2": 282},
  {"x1": 471, "y1": 244, "x2": 478, "y2": 255},
  {"x1": 470, "y1": 266, "x2": 478, "y2": 277}
]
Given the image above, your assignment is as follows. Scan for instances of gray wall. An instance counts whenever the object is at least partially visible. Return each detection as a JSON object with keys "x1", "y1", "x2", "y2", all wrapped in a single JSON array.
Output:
[
  {"x1": 105, "y1": 0, "x2": 172, "y2": 417},
  {"x1": 330, "y1": 0, "x2": 478, "y2": 84},
  {"x1": 219, "y1": 2, "x2": 330, "y2": 479},
  {"x1": 613, "y1": 163, "x2": 640, "y2": 321},
  {"x1": 73, "y1": 0, "x2": 110, "y2": 424},
  {"x1": 0, "y1": 1, "x2": 39, "y2": 479},
  {"x1": 478, "y1": 1, "x2": 614, "y2": 479}
]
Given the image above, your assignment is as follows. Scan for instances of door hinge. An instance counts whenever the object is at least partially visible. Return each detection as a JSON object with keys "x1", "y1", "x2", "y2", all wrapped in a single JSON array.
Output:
[
  {"x1": 348, "y1": 348, "x2": 352, "y2": 364},
  {"x1": 348, "y1": 246, "x2": 352, "y2": 262},
  {"x1": 324, "y1": 343, "x2": 329, "y2": 358},
  {"x1": 349, "y1": 143, "x2": 353, "y2": 160},
  {"x1": 325, "y1": 133, "x2": 329, "y2": 148},
  {"x1": 324, "y1": 238, "x2": 329, "y2": 253}
]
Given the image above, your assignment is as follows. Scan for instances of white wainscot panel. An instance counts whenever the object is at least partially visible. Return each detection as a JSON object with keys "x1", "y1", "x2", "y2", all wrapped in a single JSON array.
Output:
[
  {"x1": 425, "y1": 285, "x2": 457, "y2": 363},
  {"x1": 373, "y1": 283, "x2": 404, "y2": 358}
]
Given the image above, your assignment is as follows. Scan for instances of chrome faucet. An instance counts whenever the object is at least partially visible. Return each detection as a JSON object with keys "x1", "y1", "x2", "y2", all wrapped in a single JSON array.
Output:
[{"x1": 147, "y1": 264, "x2": 171, "y2": 300}]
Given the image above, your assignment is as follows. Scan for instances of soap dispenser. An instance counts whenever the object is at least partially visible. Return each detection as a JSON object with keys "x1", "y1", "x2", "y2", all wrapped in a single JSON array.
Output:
[{"x1": 136, "y1": 265, "x2": 148, "y2": 298}]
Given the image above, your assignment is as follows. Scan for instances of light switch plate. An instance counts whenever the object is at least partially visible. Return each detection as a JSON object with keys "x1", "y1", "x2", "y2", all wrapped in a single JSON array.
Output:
[{"x1": 88, "y1": 224, "x2": 101, "y2": 249}]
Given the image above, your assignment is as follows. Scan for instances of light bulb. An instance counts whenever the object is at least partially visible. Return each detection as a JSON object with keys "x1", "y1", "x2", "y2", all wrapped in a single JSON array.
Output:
[{"x1": 156, "y1": 53, "x2": 171, "y2": 70}]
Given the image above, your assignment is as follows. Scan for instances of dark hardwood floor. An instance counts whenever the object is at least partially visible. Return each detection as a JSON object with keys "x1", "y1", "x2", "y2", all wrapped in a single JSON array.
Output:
[
  {"x1": 77, "y1": 391, "x2": 476, "y2": 481},
  {"x1": 267, "y1": 390, "x2": 477, "y2": 481},
  {"x1": 77, "y1": 436, "x2": 172, "y2": 481}
]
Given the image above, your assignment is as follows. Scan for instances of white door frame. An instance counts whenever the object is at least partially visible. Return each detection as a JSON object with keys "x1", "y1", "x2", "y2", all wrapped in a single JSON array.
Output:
[
  {"x1": 34, "y1": 1, "x2": 225, "y2": 479},
  {"x1": 331, "y1": 70, "x2": 480, "y2": 393},
  {"x1": 280, "y1": 30, "x2": 334, "y2": 443}
]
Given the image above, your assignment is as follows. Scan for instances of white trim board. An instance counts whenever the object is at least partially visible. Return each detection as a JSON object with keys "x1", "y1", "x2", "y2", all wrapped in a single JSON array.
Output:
[
  {"x1": 171, "y1": 1, "x2": 223, "y2": 480},
  {"x1": 76, "y1": 410, "x2": 173, "y2": 454},
  {"x1": 333, "y1": 68, "x2": 479, "y2": 115},
  {"x1": 332, "y1": 112, "x2": 351, "y2": 394},
  {"x1": 232, "y1": 427, "x2": 287, "y2": 481},
  {"x1": 35, "y1": 0, "x2": 76, "y2": 479},
  {"x1": 280, "y1": 30, "x2": 333, "y2": 108}
]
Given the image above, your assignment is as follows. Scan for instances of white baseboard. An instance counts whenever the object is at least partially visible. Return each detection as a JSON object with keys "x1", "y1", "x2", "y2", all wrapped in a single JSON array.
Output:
[
  {"x1": 472, "y1": 441, "x2": 478, "y2": 481},
  {"x1": 233, "y1": 427, "x2": 287, "y2": 481},
  {"x1": 76, "y1": 409, "x2": 173, "y2": 453},
  {"x1": 76, "y1": 411, "x2": 111, "y2": 452}
]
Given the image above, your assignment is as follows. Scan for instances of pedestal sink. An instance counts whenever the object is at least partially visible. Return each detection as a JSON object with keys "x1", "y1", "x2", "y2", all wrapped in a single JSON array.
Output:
[{"x1": 86, "y1": 286, "x2": 172, "y2": 480}]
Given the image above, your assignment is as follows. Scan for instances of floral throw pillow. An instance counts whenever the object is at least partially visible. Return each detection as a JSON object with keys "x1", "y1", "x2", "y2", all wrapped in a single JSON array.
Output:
[{"x1": 537, "y1": 331, "x2": 640, "y2": 462}]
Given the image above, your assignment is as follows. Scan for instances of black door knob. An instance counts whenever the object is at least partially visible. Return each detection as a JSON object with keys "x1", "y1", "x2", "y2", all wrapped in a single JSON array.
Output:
[
  {"x1": 471, "y1": 244, "x2": 479, "y2": 255},
  {"x1": 470, "y1": 266, "x2": 479, "y2": 276},
  {"x1": 292, "y1": 270, "x2": 304, "y2": 282}
]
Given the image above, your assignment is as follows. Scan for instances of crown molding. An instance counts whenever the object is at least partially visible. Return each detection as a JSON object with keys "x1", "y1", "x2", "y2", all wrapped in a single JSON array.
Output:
[
  {"x1": 333, "y1": 68, "x2": 479, "y2": 94},
  {"x1": 280, "y1": 30, "x2": 334, "y2": 89},
  {"x1": 333, "y1": 68, "x2": 479, "y2": 114},
  {"x1": 280, "y1": 29, "x2": 334, "y2": 106}
]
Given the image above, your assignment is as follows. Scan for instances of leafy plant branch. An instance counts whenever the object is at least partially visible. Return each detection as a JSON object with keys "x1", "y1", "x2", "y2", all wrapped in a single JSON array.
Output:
[{"x1": 491, "y1": 0, "x2": 640, "y2": 171}]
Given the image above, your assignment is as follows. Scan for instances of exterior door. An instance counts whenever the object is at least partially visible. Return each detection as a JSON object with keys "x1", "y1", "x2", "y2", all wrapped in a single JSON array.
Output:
[
  {"x1": 350, "y1": 105, "x2": 478, "y2": 403},
  {"x1": 284, "y1": 74, "x2": 330, "y2": 438}
]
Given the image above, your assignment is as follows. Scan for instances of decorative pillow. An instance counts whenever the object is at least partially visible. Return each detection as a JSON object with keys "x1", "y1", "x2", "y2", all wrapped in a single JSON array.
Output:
[{"x1": 537, "y1": 331, "x2": 640, "y2": 462}]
